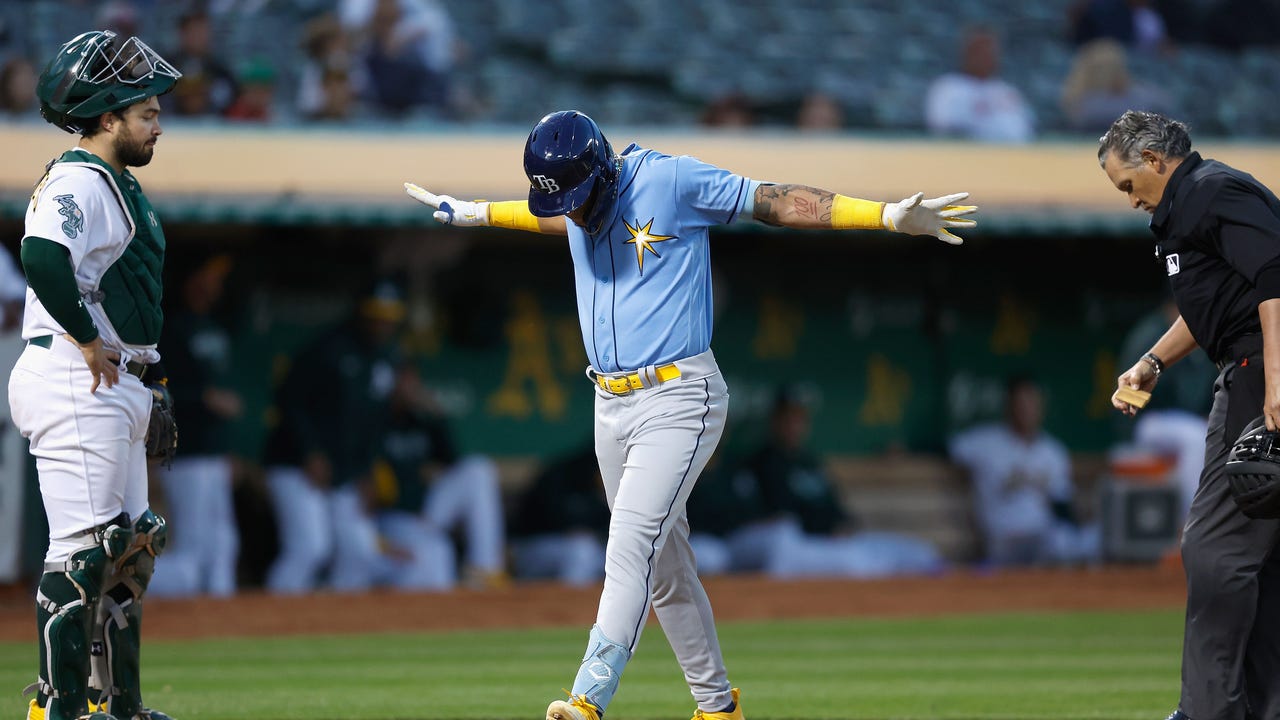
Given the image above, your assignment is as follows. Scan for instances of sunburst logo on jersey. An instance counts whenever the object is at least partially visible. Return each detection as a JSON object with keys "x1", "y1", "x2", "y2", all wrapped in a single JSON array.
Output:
[{"x1": 623, "y1": 217, "x2": 675, "y2": 273}]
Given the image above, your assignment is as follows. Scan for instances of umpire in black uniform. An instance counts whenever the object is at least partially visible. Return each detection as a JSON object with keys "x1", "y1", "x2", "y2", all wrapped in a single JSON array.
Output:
[{"x1": 1102, "y1": 110, "x2": 1280, "y2": 720}]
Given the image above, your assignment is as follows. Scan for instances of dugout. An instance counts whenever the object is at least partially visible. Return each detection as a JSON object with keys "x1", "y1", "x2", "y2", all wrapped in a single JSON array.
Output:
[{"x1": 0, "y1": 127, "x2": 1277, "y2": 577}]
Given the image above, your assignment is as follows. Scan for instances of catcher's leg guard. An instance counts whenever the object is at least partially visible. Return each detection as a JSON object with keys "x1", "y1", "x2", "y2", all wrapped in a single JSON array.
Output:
[
  {"x1": 89, "y1": 510, "x2": 171, "y2": 720},
  {"x1": 31, "y1": 537, "x2": 118, "y2": 720}
]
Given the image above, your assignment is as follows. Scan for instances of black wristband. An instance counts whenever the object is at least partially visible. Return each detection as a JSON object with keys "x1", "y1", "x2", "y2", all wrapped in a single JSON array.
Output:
[{"x1": 1141, "y1": 351, "x2": 1165, "y2": 376}]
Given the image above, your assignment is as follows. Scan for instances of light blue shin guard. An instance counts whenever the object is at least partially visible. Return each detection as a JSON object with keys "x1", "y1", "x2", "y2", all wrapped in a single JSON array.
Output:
[{"x1": 570, "y1": 625, "x2": 632, "y2": 712}]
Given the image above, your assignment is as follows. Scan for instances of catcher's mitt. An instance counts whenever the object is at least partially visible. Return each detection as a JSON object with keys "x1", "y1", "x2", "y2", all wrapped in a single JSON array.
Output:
[
  {"x1": 145, "y1": 382, "x2": 178, "y2": 468},
  {"x1": 1225, "y1": 416, "x2": 1280, "y2": 519}
]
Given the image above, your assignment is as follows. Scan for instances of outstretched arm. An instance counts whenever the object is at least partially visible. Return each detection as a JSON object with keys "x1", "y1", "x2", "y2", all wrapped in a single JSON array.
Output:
[
  {"x1": 751, "y1": 183, "x2": 977, "y2": 244},
  {"x1": 404, "y1": 183, "x2": 567, "y2": 235}
]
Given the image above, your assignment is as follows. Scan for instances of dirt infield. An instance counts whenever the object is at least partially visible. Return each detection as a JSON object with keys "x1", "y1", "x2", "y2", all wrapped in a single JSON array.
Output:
[{"x1": 0, "y1": 564, "x2": 1187, "y2": 642}]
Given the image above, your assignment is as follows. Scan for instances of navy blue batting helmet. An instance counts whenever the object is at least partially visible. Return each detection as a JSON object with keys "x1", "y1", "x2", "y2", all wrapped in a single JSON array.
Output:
[{"x1": 523, "y1": 110, "x2": 618, "y2": 232}]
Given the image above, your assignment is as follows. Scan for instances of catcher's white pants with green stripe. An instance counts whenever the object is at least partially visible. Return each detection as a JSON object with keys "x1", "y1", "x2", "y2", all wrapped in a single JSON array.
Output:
[
  {"x1": 585, "y1": 349, "x2": 734, "y2": 713},
  {"x1": 8, "y1": 335, "x2": 151, "y2": 563}
]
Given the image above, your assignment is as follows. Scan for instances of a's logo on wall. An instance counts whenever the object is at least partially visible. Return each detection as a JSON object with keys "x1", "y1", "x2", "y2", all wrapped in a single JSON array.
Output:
[
  {"x1": 1166, "y1": 253, "x2": 1181, "y2": 276},
  {"x1": 531, "y1": 174, "x2": 560, "y2": 193},
  {"x1": 54, "y1": 194, "x2": 83, "y2": 239}
]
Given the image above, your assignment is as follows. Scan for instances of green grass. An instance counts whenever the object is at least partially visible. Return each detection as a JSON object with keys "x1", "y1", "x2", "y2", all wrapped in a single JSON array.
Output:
[{"x1": 0, "y1": 609, "x2": 1182, "y2": 720}]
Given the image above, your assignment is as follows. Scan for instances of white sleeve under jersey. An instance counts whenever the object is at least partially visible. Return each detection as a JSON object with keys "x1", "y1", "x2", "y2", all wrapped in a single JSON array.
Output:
[{"x1": 21, "y1": 152, "x2": 157, "y2": 364}]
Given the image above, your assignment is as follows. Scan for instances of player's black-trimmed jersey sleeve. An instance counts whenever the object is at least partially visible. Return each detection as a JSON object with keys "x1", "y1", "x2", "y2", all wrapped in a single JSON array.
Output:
[{"x1": 20, "y1": 236, "x2": 98, "y2": 343}]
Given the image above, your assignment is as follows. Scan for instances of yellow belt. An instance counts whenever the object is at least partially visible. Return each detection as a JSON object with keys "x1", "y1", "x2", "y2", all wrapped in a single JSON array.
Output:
[{"x1": 595, "y1": 363, "x2": 681, "y2": 395}]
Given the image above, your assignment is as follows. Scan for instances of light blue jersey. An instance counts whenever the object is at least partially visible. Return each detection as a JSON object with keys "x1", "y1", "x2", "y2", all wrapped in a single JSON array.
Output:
[{"x1": 567, "y1": 144, "x2": 759, "y2": 373}]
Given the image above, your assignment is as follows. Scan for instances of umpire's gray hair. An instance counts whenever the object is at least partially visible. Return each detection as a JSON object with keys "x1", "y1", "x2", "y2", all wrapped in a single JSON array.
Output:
[{"x1": 1097, "y1": 111, "x2": 1192, "y2": 167}]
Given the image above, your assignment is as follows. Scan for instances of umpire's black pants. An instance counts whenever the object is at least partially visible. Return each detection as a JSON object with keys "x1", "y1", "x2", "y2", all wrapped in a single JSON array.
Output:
[{"x1": 1181, "y1": 354, "x2": 1280, "y2": 720}]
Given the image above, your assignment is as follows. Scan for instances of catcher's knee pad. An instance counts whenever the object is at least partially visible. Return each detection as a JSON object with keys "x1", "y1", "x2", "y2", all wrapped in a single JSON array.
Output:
[
  {"x1": 31, "y1": 541, "x2": 112, "y2": 720},
  {"x1": 129, "y1": 509, "x2": 168, "y2": 563},
  {"x1": 89, "y1": 511, "x2": 167, "y2": 719}
]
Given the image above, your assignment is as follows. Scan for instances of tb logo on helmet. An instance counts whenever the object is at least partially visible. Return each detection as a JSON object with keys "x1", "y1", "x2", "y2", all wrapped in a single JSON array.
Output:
[{"x1": 531, "y1": 174, "x2": 560, "y2": 193}]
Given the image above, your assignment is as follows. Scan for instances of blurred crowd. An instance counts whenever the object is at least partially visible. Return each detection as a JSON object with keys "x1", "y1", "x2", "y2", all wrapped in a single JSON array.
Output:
[{"x1": 0, "y1": 0, "x2": 1278, "y2": 135}]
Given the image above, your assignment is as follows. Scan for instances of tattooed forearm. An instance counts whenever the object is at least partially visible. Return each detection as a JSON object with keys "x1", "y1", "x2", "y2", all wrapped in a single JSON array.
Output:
[{"x1": 752, "y1": 183, "x2": 835, "y2": 228}]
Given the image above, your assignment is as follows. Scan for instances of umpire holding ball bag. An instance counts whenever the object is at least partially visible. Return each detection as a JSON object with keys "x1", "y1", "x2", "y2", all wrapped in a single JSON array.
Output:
[
  {"x1": 1102, "y1": 110, "x2": 1280, "y2": 720},
  {"x1": 10, "y1": 29, "x2": 181, "y2": 720}
]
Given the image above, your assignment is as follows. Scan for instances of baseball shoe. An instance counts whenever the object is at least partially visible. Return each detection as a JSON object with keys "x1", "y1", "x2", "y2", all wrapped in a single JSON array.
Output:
[
  {"x1": 546, "y1": 694, "x2": 600, "y2": 720},
  {"x1": 691, "y1": 688, "x2": 743, "y2": 720},
  {"x1": 85, "y1": 700, "x2": 173, "y2": 720},
  {"x1": 26, "y1": 699, "x2": 111, "y2": 720},
  {"x1": 1163, "y1": 712, "x2": 1189, "y2": 720}
]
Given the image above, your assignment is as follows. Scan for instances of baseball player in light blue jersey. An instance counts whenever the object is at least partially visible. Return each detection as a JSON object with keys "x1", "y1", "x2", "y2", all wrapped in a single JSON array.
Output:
[{"x1": 405, "y1": 110, "x2": 977, "y2": 720}]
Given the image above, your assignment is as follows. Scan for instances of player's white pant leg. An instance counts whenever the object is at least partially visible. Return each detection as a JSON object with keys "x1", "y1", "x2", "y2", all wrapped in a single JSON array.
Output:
[
  {"x1": 377, "y1": 510, "x2": 456, "y2": 590},
  {"x1": 758, "y1": 517, "x2": 843, "y2": 578},
  {"x1": 423, "y1": 454, "x2": 505, "y2": 573},
  {"x1": 264, "y1": 466, "x2": 333, "y2": 594},
  {"x1": 512, "y1": 533, "x2": 605, "y2": 586},
  {"x1": 576, "y1": 357, "x2": 728, "y2": 712},
  {"x1": 122, "y1": 424, "x2": 149, "y2": 522},
  {"x1": 651, "y1": 512, "x2": 733, "y2": 711},
  {"x1": 1134, "y1": 409, "x2": 1210, "y2": 518},
  {"x1": 154, "y1": 456, "x2": 238, "y2": 597},
  {"x1": 728, "y1": 518, "x2": 801, "y2": 573},
  {"x1": 326, "y1": 483, "x2": 383, "y2": 592},
  {"x1": 9, "y1": 342, "x2": 151, "y2": 562},
  {"x1": 150, "y1": 458, "x2": 203, "y2": 597},
  {"x1": 685, "y1": 533, "x2": 731, "y2": 576},
  {"x1": 200, "y1": 456, "x2": 239, "y2": 596}
]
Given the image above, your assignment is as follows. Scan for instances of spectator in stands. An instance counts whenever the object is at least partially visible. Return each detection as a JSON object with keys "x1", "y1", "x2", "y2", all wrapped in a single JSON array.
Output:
[
  {"x1": 924, "y1": 27, "x2": 1035, "y2": 144},
  {"x1": 1059, "y1": 39, "x2": 1174, "y2": 134},
  {"x1": 373, "y1": 365, "x2": 507, "y2": 590},
  {"x1": 223, "y1": 58, "x2": 276, "y2": 122},
  {"x1": 1203, "y1": 0, "x2": 1280, "y2": 52},
  {"x1": 347, "y1": 0, "x2": 457, "y2": 117},
  {"x1": 1069, "y1": 0, "x2": 1174, "y2": 54},
  {"x1": 1116, "y1": 295, "x2": 1216, "y2": 519},
  {"x1": 795, "y1": 91, "x2": 845, "y2": 132},
  {"x1": 95, "y1": 0, "x2": 139, "y2": 39},
  {"x1": 260, "y1": 279, "x2": 406, "y2": 593},
  {"x1": 297, "y1": 13, "x2": 366, "y2": 122},
  {"x1": 165, "y1": 9, "x2": 238, "y2": 117},
  {"x1": 508, "y1": 440, "x2": 610, "y2": 586},
  {"x1": 699, "y1": 91, "x2": 755, "y2": 128},
  {"x1": 706, "y1": 386, "x2": 944, "y2": 578},
  {"x1": 0, "y1": 56, "x2": 37, "y2": 119},
  {"x1": 949, "y1": 375, "x2": 1100, "y2": 567},
  {"x1": 150, "y1": 253, "x2": 244, "y2": 598}
]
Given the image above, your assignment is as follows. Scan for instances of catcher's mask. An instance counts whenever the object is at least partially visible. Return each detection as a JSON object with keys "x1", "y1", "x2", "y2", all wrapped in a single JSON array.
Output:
[
  {"x1": 523, "y1": 110, "x2": 619, "y2": 235},
  {"x1": 37, "y1": 30, "x2": 182, "y2": 134},
  {"x1": 1225, "y1": 415, "x2": 1280, "y2": 519}
]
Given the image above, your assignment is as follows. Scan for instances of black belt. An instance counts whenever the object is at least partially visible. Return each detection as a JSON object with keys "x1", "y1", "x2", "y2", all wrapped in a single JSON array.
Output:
[
  {"x1": 1216, "y1": 333, "x2": 1264, "y2": 371},
  {"x1": 28, "y1": 334, "x2": 150, "y2": 380}
]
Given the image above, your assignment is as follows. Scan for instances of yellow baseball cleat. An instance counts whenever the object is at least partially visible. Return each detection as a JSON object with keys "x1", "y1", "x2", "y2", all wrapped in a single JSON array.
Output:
[
  {"x1": 546, "y1": 693, "x2": 600, "y2": 720},
  {"x1": 26, "y1": 699, "x2": 43, "y2": 720},
  {"x1": 691, "y1": 688, "x2": 743, "y2": 720}
]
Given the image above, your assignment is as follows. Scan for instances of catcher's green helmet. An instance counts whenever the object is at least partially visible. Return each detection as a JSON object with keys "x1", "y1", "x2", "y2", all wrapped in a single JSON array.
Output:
[{"x1": 37, "y1": 30, "x2": 182, "y2": 134}]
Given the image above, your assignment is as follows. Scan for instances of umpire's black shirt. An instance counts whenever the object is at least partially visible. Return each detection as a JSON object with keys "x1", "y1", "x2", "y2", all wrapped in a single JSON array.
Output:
[{"x1": 1151, "y1": 151, "x2": 1280, "y2": 363}]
